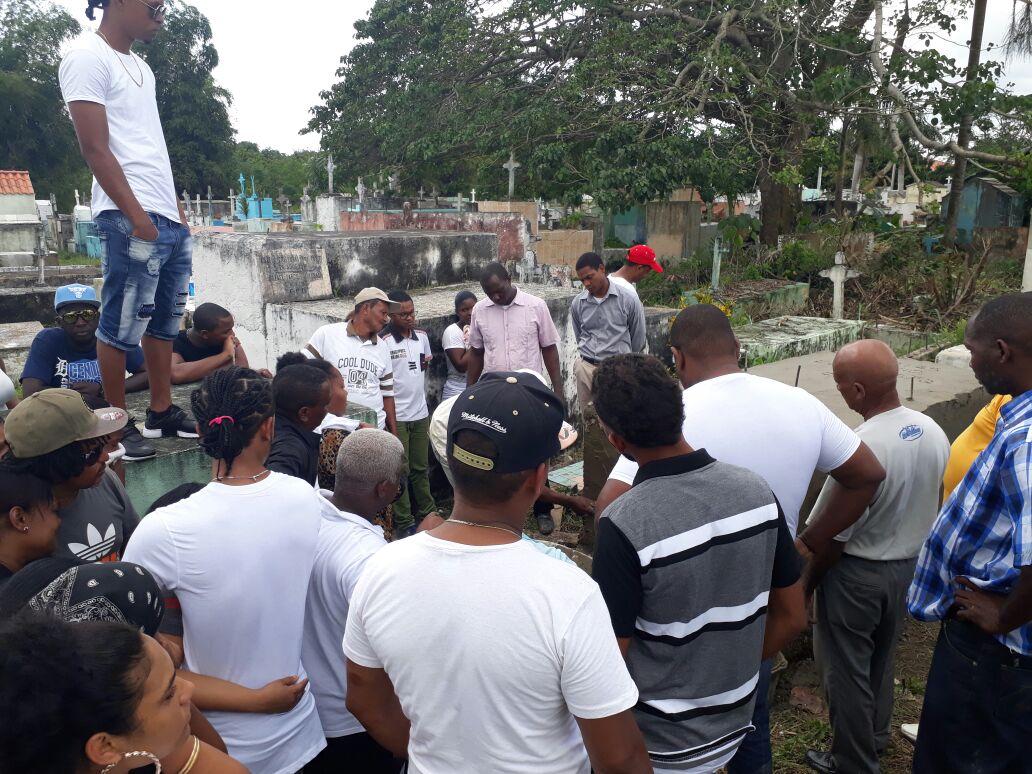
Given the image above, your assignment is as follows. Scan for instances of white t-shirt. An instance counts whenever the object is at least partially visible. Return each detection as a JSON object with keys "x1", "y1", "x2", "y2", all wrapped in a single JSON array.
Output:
[
  {"x1": 608, "y1": 275, "x2": 638, "y2": 298},
  {"x1": 122, "y1": 474, "x2": 326, "y2": 774},
  {"x1": 381, "y1": 329, "x2": 432, "y2": 422},
  {"x1": 808, "y1": 406, "x2": 949, "y2": 560},
  {"x1": 302, "y1": 492, "x2": 387, "y2": 738},
  {"x1": 309, "y1": 323, "x2": 394, "y2": 429},
  {"x1": 344, "y1": 533, "x2": 639, "y2": 774},
  {"x1": 59, "y1": 34, "x2": 180, "y2": 222},
  {"x1": 441, "y1": 322, "x2": 469, "y2": 400},
  {"x1": 609, "y1": 372, "x2": 861, "y2": 534}
]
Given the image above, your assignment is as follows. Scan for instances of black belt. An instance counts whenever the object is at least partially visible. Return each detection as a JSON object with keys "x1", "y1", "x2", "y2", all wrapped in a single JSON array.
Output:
[
  {"x1": 944, "y1": 617, "x2": 1032, "y2": 669},
  {"x1": 580, "y1": 356, "x2": 599, "y2": 366}
]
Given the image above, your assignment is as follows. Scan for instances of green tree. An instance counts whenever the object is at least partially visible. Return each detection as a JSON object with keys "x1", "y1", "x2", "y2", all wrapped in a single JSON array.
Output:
[
  {"x1": 0, "y1": 0, "x2": 89, "y2": 209},
  {"x1": 138, "y1": 0, "x2": 234, "y2": 197},
  {"x1": 227, "y1": 141, "x2": 318, "y2": 203}
]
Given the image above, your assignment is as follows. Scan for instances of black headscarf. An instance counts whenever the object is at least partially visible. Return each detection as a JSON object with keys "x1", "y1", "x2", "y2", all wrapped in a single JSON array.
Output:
[{"x1": 0, "y1": 560, "x2": 164, "y2": 636}]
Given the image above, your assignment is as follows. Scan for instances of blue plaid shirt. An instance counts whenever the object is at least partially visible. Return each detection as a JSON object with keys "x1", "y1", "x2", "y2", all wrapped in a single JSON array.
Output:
[{"x1": 908, "y1": 389, "x2": 1032, "y2": 655}]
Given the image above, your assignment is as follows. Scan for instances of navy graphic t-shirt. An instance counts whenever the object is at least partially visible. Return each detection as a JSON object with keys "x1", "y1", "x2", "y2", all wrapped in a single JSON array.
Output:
[{"x1": 21, "y1": 328, "x2": 145, "y2": 388}]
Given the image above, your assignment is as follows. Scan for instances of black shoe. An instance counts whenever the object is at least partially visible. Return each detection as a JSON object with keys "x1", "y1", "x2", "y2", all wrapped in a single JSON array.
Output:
[
  {"x1": 536, "y1": 513, "x2": 555, "y2": 535},
  {"x1": 805, "y1": 750, "x2": 838, "y2": 774},
  {"x1": 121, "y1": 419, "x2": 157, "y2": 460},
  {"x1": 143, "y1": 404, "x2": 199, "y2": 439}
]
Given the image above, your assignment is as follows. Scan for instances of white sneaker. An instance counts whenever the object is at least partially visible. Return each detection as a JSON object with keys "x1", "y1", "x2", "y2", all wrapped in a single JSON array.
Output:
[{"x1": 901, "y1": 723, "x2": 918, "y2": 744}]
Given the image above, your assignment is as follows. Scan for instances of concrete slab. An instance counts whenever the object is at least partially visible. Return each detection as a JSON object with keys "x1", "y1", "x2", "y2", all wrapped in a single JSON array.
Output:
[
  {"x1": 0, "y1": 320, "x2": 42, "y2": 378},
  {"x1": 738, "y1": 316, "x2": 864, "y2": 366},
  {"x1": 935, "y1": 344, "x2": 971, "y2": 369},
  {"x1": 751, "y1": 350, "x2": 986, "y2": 440},
  {"x1": 121, "y1": 383, "x2": 378, "y2": 514}
]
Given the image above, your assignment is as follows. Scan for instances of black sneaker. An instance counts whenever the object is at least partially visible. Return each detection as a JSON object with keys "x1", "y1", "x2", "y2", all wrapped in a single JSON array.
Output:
[
  {"x1": 121, "y1": 419, "x2": 157, "y2": 460},
  {"x1": 536, "y1": 513, "x2": 555, "y2": 535},
  {"x1": 143, "y1": 404, "x2": 200, "y2": 439}
]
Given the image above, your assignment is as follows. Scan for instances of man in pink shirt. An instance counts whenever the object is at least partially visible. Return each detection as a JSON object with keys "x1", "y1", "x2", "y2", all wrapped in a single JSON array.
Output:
[
  {"x1": 466, "y1": 263, "x2": 566, "y2": 535},
  {"x1": 467, "y1": 263, "x2": 563, "y2": 399}
]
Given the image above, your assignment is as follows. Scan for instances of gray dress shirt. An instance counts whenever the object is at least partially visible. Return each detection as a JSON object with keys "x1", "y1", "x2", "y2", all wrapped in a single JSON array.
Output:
[{"x1": 571, "y1": 280, "x2": 646, "y2": 361}]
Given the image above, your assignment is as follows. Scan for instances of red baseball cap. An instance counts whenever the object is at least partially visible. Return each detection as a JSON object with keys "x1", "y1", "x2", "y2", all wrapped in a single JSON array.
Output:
[{"x1": 627, "y1": 244, "x2": 663, "y2": 273}]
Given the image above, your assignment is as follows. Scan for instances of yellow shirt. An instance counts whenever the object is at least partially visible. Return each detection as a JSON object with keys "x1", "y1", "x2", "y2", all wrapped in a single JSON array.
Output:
[{"x1": 942, "y1": 394, "x2": 1012, "y2": 500}]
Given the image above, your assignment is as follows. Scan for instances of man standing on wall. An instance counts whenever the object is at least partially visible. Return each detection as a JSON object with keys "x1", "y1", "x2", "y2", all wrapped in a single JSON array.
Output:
[
  {"x1": 59, "y1": 0, "x2": 196, "y2": 440},
  {"x1": 571, "y1": 252, "x2": 646, "y2": 503}
]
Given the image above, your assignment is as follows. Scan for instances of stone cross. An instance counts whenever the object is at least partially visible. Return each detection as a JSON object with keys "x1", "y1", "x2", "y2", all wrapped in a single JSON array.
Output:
[
  {"x1": 356, "y1": 177, "x2": 366, "y2": 203},
  {"x1": 471, "y1": 188, "x2": 477, "y2": 203},
  {"x1": 326, "y1": 156, "x2": 335, "y2": 194},
  {"x1": 502, "y1": 150, "x2": 521, "y2": 199},
  {"x1": 194, "y1": 194, "x2": 201, "y2": 216},
  {"x1": 229, "y1": 188, "x2": 236, "y2": 217},
  {"x1": 819, "y1": 251, "x2": 860, "y2": 320},
  {"x1": 74, "y1": 189, "x2": 81, "y2": 207},
  {"x1": 418, "y1": 186, "x2": 425, "y2": 200},
  {"x1": 277, "y1": 194, "x2": 290, "y2": 215}
]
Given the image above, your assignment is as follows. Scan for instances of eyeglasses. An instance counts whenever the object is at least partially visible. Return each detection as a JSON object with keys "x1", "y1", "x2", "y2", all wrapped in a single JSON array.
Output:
[
  {"x1": 392, "y1": 482, "x2": 405, "y2": 504},
  {"x1": 58, "y1": 309, "x2": 99, "y2": 325},
  {"x1": 392, "y1": 310, "x2": 416, "y2": 319},
  {"x1": 133, "y1": 0, "x2": 167, "y2": 20}
]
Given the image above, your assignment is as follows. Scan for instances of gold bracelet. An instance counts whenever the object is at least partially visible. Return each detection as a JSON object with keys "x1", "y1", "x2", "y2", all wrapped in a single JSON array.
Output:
[{"x1": 177, "y1": 736, "x2": 201, "y2": 774}]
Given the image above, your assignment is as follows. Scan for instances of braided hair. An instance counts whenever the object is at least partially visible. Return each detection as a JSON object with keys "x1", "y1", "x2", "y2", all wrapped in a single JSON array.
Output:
[
  {"x1": 85, "y1": 0, "x2": 109, "y2": 20},
  {"x1": 191, "y1": 367, "x2": 274, "y2": 476}
]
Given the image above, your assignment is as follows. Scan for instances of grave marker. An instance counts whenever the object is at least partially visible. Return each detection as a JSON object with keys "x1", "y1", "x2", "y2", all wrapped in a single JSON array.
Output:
[{"x1": 502, "y1": 150, "x2": 521, "y2": 200}]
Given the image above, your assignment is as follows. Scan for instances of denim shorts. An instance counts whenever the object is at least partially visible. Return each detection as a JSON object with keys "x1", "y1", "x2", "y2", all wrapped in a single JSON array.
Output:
[{"x1": 94, "y1": 210, "x2": 192, "y2": 352}]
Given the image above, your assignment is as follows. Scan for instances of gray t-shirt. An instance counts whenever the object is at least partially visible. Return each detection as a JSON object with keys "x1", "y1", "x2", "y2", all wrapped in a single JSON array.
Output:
[
  {"x1": 808, "y1": 405, "x2": 950, "y2": 561},
  {"x1": 57, "y1": 469, "x2": 140, "y2": 562}
]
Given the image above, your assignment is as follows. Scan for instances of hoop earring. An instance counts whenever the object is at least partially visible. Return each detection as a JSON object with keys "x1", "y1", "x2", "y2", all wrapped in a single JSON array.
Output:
[{"x1": 100, "y1": 751, "x2": 162, "y2": 773}]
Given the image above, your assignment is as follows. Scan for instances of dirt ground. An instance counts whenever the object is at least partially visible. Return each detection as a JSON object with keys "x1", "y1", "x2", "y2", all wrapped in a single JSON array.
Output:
[
  {"x1": 526, "y1": 509, "x2": 938, "y2": 774},
  {"x1": 768, "y1": 619, "x2": 936, "y2": 773}
]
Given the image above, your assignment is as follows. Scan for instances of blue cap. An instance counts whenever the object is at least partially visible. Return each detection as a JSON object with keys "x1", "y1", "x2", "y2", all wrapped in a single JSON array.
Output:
[{"x1": 54, "y1": 284, "x2": 99, "y2": 311}]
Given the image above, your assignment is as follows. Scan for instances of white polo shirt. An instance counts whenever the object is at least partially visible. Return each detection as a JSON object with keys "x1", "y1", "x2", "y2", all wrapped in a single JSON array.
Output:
[
  {"x1": 381, "y1": 328, "x2": 432, "y2": 422},
  {"x1": 309, "y1": 322, "x2": 394, "y2": 429},
  {"x1": 302, "y1": 492, "x2": 388, "y2": 738}
]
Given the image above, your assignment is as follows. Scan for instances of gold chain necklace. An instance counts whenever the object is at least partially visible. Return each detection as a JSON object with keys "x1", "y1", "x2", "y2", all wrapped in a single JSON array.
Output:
[
  {"x1": 96, "y1": 31, "x2": 144, "y2": 87},
  {"x1": 447, "y1": 518, "x2": 522, "y2": 538},
  {"x1": 215, "y1": 469, "x2": 271, "y2": 483}
]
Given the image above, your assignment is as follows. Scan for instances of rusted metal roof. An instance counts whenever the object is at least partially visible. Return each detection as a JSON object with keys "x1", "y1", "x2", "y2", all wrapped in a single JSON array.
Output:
[{"x1": 0, "y1": 171, "x2": 34, "y2": 196}]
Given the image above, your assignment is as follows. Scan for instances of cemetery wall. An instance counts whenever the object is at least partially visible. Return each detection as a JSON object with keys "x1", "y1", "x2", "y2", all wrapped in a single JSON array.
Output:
[
  {"x1": 477, "y1": 200, "x2": 540, "y2": 235},
  {"x1": 338, "y1": 210, "x2": 527, "y2": 263},
  {"x1": 535, "y1": 230, "x2": 595, "y2": 266}
]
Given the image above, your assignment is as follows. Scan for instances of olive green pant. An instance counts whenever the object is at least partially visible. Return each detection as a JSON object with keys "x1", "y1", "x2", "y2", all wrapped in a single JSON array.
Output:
[{"x1": 393, "y1": 416, "x2": 436, "y2": 532}]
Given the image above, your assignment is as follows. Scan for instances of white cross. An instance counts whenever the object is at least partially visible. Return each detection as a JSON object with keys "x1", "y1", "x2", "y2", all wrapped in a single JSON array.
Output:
[{"x1": 502, "y1": 150, "x2": 521, "y2": 199}]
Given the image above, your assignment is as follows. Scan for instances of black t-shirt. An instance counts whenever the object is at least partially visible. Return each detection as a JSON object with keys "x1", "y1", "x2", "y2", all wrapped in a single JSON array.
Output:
[{"x1": 173, "y1": 331, "x2": 223, "y2": 363}]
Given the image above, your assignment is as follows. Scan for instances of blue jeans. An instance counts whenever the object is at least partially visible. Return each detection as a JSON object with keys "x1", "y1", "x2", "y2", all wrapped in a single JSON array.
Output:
[
  {"x1": 94, "y1": 210, "x2": 191, "y2": 352},
  {"x1": 726, "y1": 658, "x2": 772, "y2": 774},
  {"x1": 913, "y1": 620, "x2": 1032, "y2": 774}
]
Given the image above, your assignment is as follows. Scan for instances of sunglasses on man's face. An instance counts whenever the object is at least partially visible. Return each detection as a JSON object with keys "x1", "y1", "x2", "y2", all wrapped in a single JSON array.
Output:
[
  {"x1": 133, "y1": 0, "x2": 167, "y2": 20},
  {"x1": 58, "y1": 309, "x2": 99, "y2": 325}
]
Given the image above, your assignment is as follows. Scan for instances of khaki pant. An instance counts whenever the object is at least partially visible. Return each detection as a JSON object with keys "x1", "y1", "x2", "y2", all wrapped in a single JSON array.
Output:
[{"x1": 575, "y1": 357, "x2": 620, "y2": 501}]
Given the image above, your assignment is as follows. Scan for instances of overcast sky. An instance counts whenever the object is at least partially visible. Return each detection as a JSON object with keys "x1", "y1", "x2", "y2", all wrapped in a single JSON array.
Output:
[{"x1": 53, "y1": 0, "x2": 1032, "y2": 154}]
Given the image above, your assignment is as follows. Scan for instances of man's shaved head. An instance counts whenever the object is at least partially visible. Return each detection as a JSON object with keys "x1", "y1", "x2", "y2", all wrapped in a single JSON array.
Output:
[
  {"x1": 834, "y1": 340, "x2": 898, "y2": 391},
  {"x1": 833, "y1": 340, "x2": 900, "y2": 417},
  {"x1": 670, "y1": 304, "x2": 738, "y2": 360}
]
